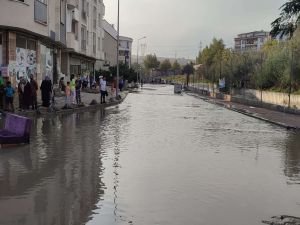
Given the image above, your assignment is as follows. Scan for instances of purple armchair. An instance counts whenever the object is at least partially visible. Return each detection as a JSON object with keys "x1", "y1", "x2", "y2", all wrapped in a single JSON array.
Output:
[{"x1": 0, "y1": 114, "x2": 32, "y2": 145}]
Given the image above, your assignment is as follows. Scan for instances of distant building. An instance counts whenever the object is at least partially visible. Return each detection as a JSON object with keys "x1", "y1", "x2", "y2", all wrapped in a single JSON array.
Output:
[
  {"x1": 99, "y1": 21, "x2": 132, "y2": 69},
  {"x1": 62, "y1": 0, "x2": 105, "y2": 77},
  {"x1": 101, "y1": 20, "x2": 118, "y2": 67},
  {"x1": 234, "y1": 31, "x2": 270, "y2": 52},
  {"x1": 119, "y1": 36, "x2": 133, "y2": 67}
]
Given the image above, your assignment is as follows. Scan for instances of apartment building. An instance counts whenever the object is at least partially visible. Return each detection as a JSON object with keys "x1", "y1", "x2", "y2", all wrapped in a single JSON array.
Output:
[
  {"x1": 101, "y1": 19, "x2": 118, "y2": 67},
  {"x1": 0, "y1": 0, "x2": 67, "y2": 86},
  {"x1": 234, "y1": 31, "x2": 270, "y2": 52},
  {"x1": 119, "y1": 36, "x2": 133, "y2": 67},
  {"x1": 61, "y1": 0, "x2": 105, "y2": 78}
]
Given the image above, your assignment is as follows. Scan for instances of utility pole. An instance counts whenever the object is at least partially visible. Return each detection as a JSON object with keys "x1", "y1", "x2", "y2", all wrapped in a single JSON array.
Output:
[
  {"x1": 289, "y1": 49, "x2": 294, "y2": 108},
  {"x1": 116, "y1": 0, "x2": 120, "y2": 97},
  {"x1": 260, "y1": 52, "x2": 263, "y2": 104},
  {"x1": 136, "y1": 36, "x2": 146, "y2": 86}
]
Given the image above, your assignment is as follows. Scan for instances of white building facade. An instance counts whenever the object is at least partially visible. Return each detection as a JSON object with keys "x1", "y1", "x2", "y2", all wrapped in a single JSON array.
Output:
[
  {"x1": 0, "y1": 0, "x2": 67, "y2": 86},
  {"x1": 119, "y1": 36, "x2": 133, "y2": 67},
  {"x1": 62, "y1": 0, "x2": 105, "y2": 79},
  {"x1": 234, "y1": 31, "x2": 270, "y2": 52}
]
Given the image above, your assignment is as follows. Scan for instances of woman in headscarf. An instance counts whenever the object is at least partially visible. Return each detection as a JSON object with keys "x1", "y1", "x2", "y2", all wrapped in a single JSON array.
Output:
[
  {"x1": 40, "y1": 75, "x2": 52, "y2": 107},
  {"x1": 23, "y1": 78, "x2": 32, "y2": 109}
]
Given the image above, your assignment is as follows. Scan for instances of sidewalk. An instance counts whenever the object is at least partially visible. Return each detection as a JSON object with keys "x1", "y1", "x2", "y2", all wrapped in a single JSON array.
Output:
[
  {"x1": 11, "y1": 89, "x2": 128, "y2": 117},
  {"x1": 187, "y1": 92, "x2": 300, "y2": 130}
]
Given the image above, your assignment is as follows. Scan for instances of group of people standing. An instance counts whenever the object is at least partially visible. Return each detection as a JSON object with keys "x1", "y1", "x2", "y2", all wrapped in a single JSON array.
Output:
[
  {"x1": 17, "y1": 75, "x2": 39, "y2": 110},
  {"x1": 0, "y1": 74, "x2": 53, "y2": 112}
]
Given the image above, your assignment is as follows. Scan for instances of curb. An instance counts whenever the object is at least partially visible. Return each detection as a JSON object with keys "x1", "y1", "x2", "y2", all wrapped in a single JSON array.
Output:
[{"x1": 13, "y1": 92, "x2": 128, "y2": 118}]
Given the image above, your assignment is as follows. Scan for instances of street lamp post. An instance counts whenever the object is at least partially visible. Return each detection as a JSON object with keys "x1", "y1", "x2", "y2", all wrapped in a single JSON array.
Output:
[
  {"x1": 136, "y1": 36, "x2": 146, "y2": 86},
  {"x1": 116, "y1": 0, "x2": 120, "y2": 98}
]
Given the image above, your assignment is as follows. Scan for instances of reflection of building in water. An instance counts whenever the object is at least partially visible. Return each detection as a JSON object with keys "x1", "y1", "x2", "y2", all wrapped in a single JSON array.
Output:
[
  {"x1": 283, "y1": 133, "x2": 300, "y2": 183},
  {"x1": 0, "y1": 111, "x2": 104, "y2": 225}
]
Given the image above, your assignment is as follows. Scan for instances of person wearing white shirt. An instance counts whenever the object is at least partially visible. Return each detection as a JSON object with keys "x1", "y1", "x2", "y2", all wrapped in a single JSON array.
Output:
[{"x1": 100, "y1": 76, "x2": 107, "y2": 104}]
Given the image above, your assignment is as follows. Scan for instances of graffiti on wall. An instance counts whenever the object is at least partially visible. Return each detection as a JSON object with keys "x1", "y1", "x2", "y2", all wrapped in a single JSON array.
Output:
[{"x1": 8, "y1": 48, "x2": 37, "y2": 82}]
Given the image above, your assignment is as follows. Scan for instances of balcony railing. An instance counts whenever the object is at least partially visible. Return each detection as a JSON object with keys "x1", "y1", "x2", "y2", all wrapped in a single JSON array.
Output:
[{"x1": 34, "y1": 0, "x2": 47, "y2": 24}]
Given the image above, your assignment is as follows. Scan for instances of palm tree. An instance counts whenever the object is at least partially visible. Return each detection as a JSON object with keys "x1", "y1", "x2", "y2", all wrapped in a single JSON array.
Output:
[{"x1": 271, "y1": 0, "x2": 300, "y2": 39}]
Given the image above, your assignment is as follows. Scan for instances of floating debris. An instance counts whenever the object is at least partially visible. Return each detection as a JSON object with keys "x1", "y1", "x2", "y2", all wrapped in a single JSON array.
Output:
[{"x1": 262, "y1": 215, "x2": 300, "y2": 225}]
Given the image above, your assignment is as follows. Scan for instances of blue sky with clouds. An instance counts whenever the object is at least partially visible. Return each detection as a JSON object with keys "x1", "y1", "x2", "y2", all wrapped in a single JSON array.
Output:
[{"x1": 104, "y1": 0, "x2": 285, "y2": 59}]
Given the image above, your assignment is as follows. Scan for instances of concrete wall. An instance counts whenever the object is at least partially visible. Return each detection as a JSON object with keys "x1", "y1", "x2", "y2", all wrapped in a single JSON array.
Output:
[{"x1": 232, "y1": 89, "x2": 300, "y2": 109}]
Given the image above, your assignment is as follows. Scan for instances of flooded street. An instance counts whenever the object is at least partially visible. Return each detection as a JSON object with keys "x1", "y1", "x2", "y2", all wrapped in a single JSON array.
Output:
[{"x1": 0, "y1": 85, "x2": 300, "y2": 225}]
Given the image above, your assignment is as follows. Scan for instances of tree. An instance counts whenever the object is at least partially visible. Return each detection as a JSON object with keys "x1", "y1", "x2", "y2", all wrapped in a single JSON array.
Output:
[
  {"x1": 182, "y1": 64, "x2": 194, "y2": 86},
  {"x1": 144, "y1": 54, "x2": 160, "y2": 73},
  {"x1": 271, "y1": 0, "x2": 300, "y2": 38},
  {"x1": 109, "y1": 63, "x2": 137, "y2": 83},
  {"x1": 160, "y1": 59, "x2": 172, "y2": 74},
  {"x1": 172, "y1": 60, "x2": 181, "y2": 71},
  {"x1": 197, "y1": 38, "x2": 225, "y2": 82}
]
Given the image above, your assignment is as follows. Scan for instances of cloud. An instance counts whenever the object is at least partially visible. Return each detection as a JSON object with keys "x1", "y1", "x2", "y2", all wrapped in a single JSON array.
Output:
[{"x1": 104, "y1": 0, "x2": 285, "y2": 58}]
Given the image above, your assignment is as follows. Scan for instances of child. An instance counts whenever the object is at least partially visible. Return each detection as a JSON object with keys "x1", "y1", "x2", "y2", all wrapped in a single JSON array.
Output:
[
  {"x1": 65, "y1": 81, "x2": 71, "y2": 108},
  {"x1": 75, "y1": 80, "x2": 81, "y2": 105},
  {"x1": 5, "y1": 81, "x2": 15, "y2": 112}
]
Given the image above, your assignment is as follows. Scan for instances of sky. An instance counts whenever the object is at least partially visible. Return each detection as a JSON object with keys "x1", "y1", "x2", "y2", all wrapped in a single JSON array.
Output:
[{"x1": 103, "y1": 0, "x2": 286, "y2": 59}]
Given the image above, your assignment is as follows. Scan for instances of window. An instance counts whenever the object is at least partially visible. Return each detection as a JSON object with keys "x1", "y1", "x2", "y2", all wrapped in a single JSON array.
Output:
[
  {"x1": 16, "y1": 36, "x2": 27, "y2": 49},
  {"x1": 82, "y1": 0, "x2": 87, "y2": 18},
  {"x1": 93, "y1": 7, "x2": 97, "y2": 29},
  {"x1": 86, "y1": 31, "x2": 89, "y2": 45},
  {"x1": 34, "y1": 0, "x2": 48, "y2": 24},
  {"x1": 27, "y1": 40, "x2": 36, "y2": 51},
  {"x1": 93, "y1": 33, "x2": 96, "y2": 54},
  {"x1": 98, "y1": 37, "x2": 100, "y2": 51},
  {"x1": 16, "y1": 36, "x2": 37, "y2": 50},
  {"x1": 98, "y1": 14, "x2": 101, "y2": 27},
  {"x1": 70, "y1": 65, "x2": 80, "y2": 75},
  {"x1": 81, "y1": 26, "x2": 87, "y2": 50},
  {"x1": 60, "y1": 0, "x2": 66, "y2": 25}
]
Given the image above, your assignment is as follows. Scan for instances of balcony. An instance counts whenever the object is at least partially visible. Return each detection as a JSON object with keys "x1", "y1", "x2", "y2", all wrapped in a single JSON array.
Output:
[
  {"x1": 67, "y1": 32, "x2": 79, "y2": 51},
  {"x1": 34, "y1": 0, "x2": 47, "y2": 24},
  {"x1": 67, "y1": 0, "x2": 78, "y2": 9},
  {"x1": 72, "y1": 8, "x2": 80, "y2": 22}
]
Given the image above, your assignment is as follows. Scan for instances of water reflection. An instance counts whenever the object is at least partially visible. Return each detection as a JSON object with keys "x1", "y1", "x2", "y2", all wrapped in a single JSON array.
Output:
[
  {"x1": 0, "y1": 110, "x2": 105, "y2": 225},
  {"x1": 0, "y1": 85, "x2": 300, "y2": 225},
  {"x1": 284, "y1": 132, "x2": 300, "y2": 184}
]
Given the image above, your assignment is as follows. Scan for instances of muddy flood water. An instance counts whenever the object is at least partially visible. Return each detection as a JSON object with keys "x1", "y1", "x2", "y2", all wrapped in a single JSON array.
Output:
[{"x1": 0, "y1": 85, "x2": 300, "y2": 225}]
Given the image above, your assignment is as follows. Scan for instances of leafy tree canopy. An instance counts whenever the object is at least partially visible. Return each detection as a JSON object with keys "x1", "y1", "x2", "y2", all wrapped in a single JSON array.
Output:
[
  {"x1": 144, "y1": 54, "x2": 160, "y2": 71},
  {"x1": 172, "y1": 60, "x2": 181, "y2": 71},
  {"x1": 160, "y1": 59, "x2": 172, "y2": 72},
  {"x1": 271, "y1": 0, "x2": 300, "y2": 38}
]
